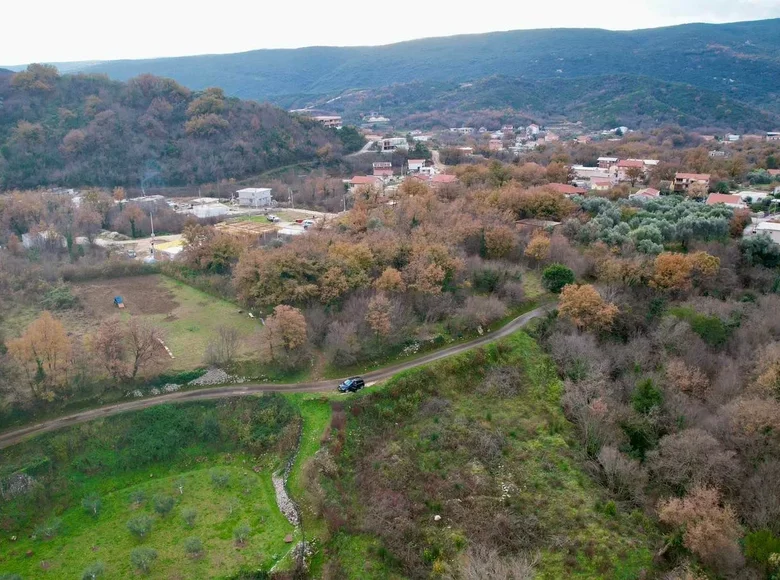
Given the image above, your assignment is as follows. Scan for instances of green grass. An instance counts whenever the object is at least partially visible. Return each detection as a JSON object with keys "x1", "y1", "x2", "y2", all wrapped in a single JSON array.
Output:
[
  {"x1": 146, "y1": 277, "x2": 262, "y2": 370},
  {"x1": 317, "y1": 331, "x2": 659, "y2": 578},
  {"x1": 1, "y1": 463, "x2": 294, "y2": 579},
  {"x1": 522, "y1": 269, "x2": 546, "y2": 299}
]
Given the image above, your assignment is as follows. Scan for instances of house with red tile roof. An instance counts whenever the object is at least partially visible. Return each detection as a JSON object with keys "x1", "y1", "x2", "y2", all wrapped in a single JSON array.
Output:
[
  {"x1": 616, "y1": 159, "x2": 647, "y2": 182},
  {"x1": 546, "y1": 183, "x2": 587, "y2": 195},
  {"x1": 705, "y1": 193, "x2": 746, "y2": 209},
  {"x1": 590, "y1": 178, "x2": 613, "y2": 191},
  {"x1": 630, "y1": 188, "x2": 661, "y2": 201},
  {"x1": 348, "y1": 175, "x2": 383, "y2": 190},
  {"x1": 431, "y1": 174, "x2": 458, "y2": 185}
]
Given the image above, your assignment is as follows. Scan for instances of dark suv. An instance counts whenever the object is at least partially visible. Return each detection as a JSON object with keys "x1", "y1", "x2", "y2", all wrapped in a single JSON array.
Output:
[{"x1": 338, "y1": 377, "x2": 365, "y2": 393}]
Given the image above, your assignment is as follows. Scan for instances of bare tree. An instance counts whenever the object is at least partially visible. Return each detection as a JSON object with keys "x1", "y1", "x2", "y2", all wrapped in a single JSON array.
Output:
[
  {"x1": 204, "y1": 325, "x2": 242, "y2": 366},
  {"x1": 127, "y1": 320, "x2": 166, "y2": 379},
  {"x1": 597, "y1": 445, "x2": 647, "y2": 503},
  {"x1": 648, "y1": 429, "x2": 741, "y2": 493},
  {"x1": 90, "y1": 317, "x2": 128, "y2": 382}
]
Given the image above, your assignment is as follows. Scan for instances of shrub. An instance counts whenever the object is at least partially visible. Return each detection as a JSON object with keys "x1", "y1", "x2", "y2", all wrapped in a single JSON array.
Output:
[
  {"x1": 153, "y1": 494, "x2": 175, "y2": 516},
  {"x1": 82, "y1": 493, "x2": 102, "y2": 518},
  {"x1": 597, "y1": 446, "x2": 647, "y2": 503},
  {"x1": 34, "y1": 517, "x2": 62, "y2": 539},
  {"x1": 127, "y1": 514, "x2": 153, "y2": 538},
  {"x1": 542, "y1": 263, "x2": 575, "y2": 293},
  {"x1": 233, "y1": 523, "x2": 251, "y2": 545},
  {"x1": 81, "y1": 561, "x2": 105, "y2": 580},
  {"x1": 41, "y1": 284, "x2": 80, "y2": 310},
  {"x1": 669, "y1": 307, "x2": 730, "y2": 347},
  {"x1": 129, "y1": 490, "x2": 145, "y2": 506},
  {"x1": 211, "y1": 470, "x2": 230, "y2": 488},
  {"x1": 744, "y1": 529, "x2": 780, "y2": 569},
  {"x1": 184, "y1": 536, "x2": 204, "y2": 556},
  {"x1": 460, "y1": 295, "x2": 508, "y2": 332},
  {"x1": 631, "y1": 378, "x2": 663, "y2": 414},
  {"x1": 182, "y1": 507, "x2": 197, "y2": 528},
  {"x1": 130, "y1": 547, "x2": 158, "y2": 574}
]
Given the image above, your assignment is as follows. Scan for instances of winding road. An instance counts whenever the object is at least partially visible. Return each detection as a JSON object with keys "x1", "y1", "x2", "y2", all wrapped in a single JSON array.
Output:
[{"x1": 0, "y1": 305, "x2": 553, "y2": 450}]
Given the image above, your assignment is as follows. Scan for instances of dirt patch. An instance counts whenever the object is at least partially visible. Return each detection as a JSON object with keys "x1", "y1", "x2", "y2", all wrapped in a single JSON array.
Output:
[{"x1": 73, "y1": 275, "x2": 179, "y2": 318}]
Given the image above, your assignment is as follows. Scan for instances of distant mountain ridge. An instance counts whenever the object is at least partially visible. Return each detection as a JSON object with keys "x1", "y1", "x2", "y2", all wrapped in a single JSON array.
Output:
[
  {"x1": 18, "y1": 19, "x2": 780, "y2": 109},
  {"x1": 305, "y1": 74, "x2": 780, "y2": 132}
]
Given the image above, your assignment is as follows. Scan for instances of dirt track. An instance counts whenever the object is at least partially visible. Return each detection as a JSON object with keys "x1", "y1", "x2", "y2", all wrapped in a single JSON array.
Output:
[{"x1": 0, "y1": 305, "x2": 552, "y2": 450}]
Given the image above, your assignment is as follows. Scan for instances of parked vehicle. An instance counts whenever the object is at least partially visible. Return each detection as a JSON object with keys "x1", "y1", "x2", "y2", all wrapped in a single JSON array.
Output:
[
  {"x1": 303, "y1": 219, "x2": 316, "y2": 229},
  {"x1": 338, "y1": 377, "x2": 365, "y2": 393},
  {"x1": 267, "y1": 214, "x2": 280, "y2": 223}
]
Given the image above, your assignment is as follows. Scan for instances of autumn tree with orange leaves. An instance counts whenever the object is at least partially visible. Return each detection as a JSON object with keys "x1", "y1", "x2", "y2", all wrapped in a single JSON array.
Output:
[
  {"x1": 7, "y1": 311, "x2": 72, "y2": 400},
  {"x1": 558, "y1": 284, "x2": 619, "y2": 332}
]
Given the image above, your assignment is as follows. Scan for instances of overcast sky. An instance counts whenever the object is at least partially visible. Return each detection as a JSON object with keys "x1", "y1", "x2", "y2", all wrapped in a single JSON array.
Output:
[{"x1": 4, "y1": 0, "x2": 780, "y2": 64}]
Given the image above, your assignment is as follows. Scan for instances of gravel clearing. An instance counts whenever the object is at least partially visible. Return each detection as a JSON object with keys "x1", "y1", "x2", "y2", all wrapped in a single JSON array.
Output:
[
  {"x1": 188, "y1": 368, "x2": 247, "y2": 386},
  {"x1": 272, "y1": 472, "x2": 300, "y2": 526}
]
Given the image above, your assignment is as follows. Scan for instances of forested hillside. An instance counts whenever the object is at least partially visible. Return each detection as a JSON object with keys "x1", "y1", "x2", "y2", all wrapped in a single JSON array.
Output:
[
  {"x1": 302, "y1": 75, "x2": 780, "y2": 131},
  {"x1": 31, "y1": 19, "x2": 780, "y2": 113},
  {"x1": 0, "y1": 65, "x2": 352, "y2": 190}
]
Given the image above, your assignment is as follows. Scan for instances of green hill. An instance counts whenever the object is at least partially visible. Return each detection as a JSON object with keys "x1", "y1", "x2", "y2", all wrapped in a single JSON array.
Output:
[
  {"x1": 29, "y1": 19, "x2": 780, "y2": 112},
  {"x1": 304, "y1": 74, "x2": 780, "y2": 131},
  {"x1": 0, "y1": 65, "x2": 351, "y2": 190}
]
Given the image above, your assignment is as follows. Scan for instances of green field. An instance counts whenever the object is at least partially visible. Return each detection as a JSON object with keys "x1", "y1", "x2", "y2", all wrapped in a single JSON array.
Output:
[
  {"x1": 3, "y1": 465, "x2": 293, "y2": 579},
  {"x1": 146, "y1": 278, "x2": 262, "y2": 370},
  {"x1": 0, "y1": 396, "x2": 301, "y2": 579}
]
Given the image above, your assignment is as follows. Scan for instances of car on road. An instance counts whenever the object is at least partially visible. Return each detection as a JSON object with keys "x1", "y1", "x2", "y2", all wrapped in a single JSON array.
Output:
[{"x1": 338, "y1": 377, "x2": 365, "y2": 393}]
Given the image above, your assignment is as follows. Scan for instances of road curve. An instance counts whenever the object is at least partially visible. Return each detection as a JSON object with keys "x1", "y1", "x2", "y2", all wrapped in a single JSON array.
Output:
[{"x1": 0, "y1": 305, "x2": 553, "y2": 450}]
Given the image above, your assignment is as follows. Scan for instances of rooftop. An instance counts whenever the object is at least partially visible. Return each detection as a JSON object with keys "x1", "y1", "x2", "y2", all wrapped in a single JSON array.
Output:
[
  {"x1": 676, "y1": 173, "x2": 711, "y2": 181},
  {"x1": 706, "y1": 193, "x2": 744, "y2": 206}
]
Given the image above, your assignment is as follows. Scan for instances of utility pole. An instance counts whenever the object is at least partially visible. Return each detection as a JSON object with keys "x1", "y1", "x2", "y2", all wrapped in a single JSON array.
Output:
[{"x1": 289, "y1": 188, "x2": 294, "y2": 209}]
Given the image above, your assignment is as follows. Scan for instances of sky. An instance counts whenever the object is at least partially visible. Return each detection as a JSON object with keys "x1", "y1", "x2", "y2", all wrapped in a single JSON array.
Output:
[{"x1": 3, "y1": 0, "x2": 780, "y2": 65}]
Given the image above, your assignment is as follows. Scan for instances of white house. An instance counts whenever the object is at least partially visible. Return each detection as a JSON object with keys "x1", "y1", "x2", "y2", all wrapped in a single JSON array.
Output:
[
  {"x1": 408, "y1": 159, "x2": 425, "y2": 172},
  {"x1": 736, "y1": 191, "x2": 770, "y2": 203},
  {"x1": 756, "y1": 221, "x2": 780, "y2": 244},
  {"x1": 236, "y1": 188, "x2": 273, "y2": 207}
]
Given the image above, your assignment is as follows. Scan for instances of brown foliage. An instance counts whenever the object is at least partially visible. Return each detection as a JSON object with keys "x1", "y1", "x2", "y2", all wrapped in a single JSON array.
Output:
[
  {"x1": 558, "y1": 284, "x2": 618, "y2": 332},
  {"x1": 366, "y1": 293, "x2": 392, "y2": 337},
  {"x1": 265, "y1": 305, "x2": 308, "y2": 354},
  {"x1": 665, "y1": 359, "x2": 710, "y2": 398},
  {"x1": 483, "y1": 225, "x2": 516, "y2": 259},
  {"x1": 523, "y1": 231, "x2": 550, "y2": 262},
  {"x1": 651, "y1": 252, "x2": 693, "y2": 291},
  {"x1": 7, "y1": 311, "x2": 72, "y2": 399},
  {"x1": 90, "y1": 317, "x2": 129, "y2": 382},
  {"x1": 127, "y1": 319, "x2": 168, "y2": 379},
  {"x1": 374, "y1": 267, "x2": 406, "y2": 293},
  {"x1": 658, "y1": 486, "x2": 744, "y2": 573}
]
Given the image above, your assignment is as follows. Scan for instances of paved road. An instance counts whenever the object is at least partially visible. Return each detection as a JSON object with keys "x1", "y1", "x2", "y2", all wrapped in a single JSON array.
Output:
[{"x1": 0, "y1": 305, "x2": 553, "y2": 450}]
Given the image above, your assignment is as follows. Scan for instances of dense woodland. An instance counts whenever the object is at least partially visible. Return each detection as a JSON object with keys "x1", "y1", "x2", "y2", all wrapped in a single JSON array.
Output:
[{"x1": 0, "y1": 65, "x2": 361, "y2": 190}]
